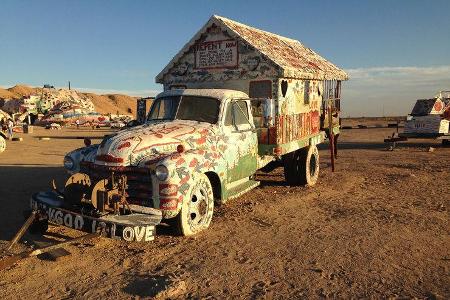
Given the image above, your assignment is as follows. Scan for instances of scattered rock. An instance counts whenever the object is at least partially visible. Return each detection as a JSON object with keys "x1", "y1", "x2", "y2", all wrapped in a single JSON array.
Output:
[
  {"x1": 155, "y1": 279, "x2": 186, "y2": 299},
  {"x1": 123, "y1": 274, "x2": 186, "y2": 299},
  {"x1": 122, "y1": 257, "x2": 132, "y2": 268},
  {"x1": 428, "y1": 147, "x2": 435, "y2": 152}
]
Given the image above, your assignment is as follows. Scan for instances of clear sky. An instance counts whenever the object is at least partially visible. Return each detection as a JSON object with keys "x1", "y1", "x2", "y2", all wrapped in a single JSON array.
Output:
[{"x1": 1, "y1": 0, "x2": 449, "y2": 116}]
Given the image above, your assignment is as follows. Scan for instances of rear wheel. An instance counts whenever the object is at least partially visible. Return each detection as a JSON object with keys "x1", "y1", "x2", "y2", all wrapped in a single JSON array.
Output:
[
  {"x1": 174, "y1": 174, "x2": 214, "y2": 236},
  {"x1": 443, "y1": 139, "x2": 450, "y2": 147},
  {"x1": 283, "y1": 145, "x2": 320, "y2": 186}
]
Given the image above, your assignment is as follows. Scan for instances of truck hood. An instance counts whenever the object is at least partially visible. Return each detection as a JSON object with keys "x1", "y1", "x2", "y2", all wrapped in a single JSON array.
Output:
[{"x1": 95, "y1": 120, "x2": 217, "y2": 166}]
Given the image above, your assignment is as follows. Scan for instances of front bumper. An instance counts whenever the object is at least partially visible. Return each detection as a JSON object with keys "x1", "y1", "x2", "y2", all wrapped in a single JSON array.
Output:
[{"x1": 31, "y1": 191, "x2": 162, "y2": 242}]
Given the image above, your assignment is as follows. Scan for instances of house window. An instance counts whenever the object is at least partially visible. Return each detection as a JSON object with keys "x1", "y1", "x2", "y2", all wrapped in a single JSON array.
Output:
[{"x1": 249, "y1": 80, "x2": 272, "y2": 99}]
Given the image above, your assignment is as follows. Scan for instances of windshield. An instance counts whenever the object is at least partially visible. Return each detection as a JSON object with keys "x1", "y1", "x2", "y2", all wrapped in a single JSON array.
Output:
[{"x1": 147, "y1": 95, "x2": 220, "y2": 124}]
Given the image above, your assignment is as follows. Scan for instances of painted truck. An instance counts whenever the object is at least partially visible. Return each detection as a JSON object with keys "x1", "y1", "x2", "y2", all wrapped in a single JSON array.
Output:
[
  {"x1": 29, "y1": 15, "x2": 348, "y2": 240},
  {"x1": 0, "y1": 109, "x2": 11, "y2": 153},
  {"x1": 400, "y1": 91, "x2": 450, "y2": 145},
  {"x1": 0, "y1": 130, "x2": 6, "y2": 153}
]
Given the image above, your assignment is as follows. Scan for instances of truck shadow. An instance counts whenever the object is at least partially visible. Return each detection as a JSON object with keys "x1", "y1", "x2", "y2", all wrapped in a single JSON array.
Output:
[
  {"x1": 256, "y1": 170, "x2": 289, "y2": 187},
  {"x1": 0, "y1": 165, "x2": 66, "y2": 240},
  {"x1": 0, "y1": 166, "x2": 67, "y2": 243}
]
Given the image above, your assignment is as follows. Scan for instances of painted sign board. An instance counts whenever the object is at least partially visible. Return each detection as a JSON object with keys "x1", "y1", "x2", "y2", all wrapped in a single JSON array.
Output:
[{"x1": 195, "y1": 39, "x2": 238, "y2": 69}]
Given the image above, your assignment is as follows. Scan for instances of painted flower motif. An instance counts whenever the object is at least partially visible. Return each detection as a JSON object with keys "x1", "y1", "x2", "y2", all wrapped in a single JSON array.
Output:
[
  {"x1": 218, "y1": 144, "x2": 227, "y2": 152},
  {"x1": 196, "y1": 136, "x2": 207, "y2": 144},
  {"x1": 180, "y1": 174, "x2": 190, "y2": 185},
  {"x1": 189, "y1": 158, "x2": 199, "y2": 167},
  {"x1": 176, "y1": 157, "x2": 186, "y2": 166},
  {"x1": 178, "y1": 183, "x2": 190, "y2": 195},
  {"x1": 171, "y1": 153, "x2": 181, "y2": 160}
]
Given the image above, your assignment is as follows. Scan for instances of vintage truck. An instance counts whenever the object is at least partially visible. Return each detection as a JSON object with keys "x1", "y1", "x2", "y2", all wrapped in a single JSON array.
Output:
[
  {"x1": 0, "y1": 130, "x2": 6, "y2": 153},
  {"x1": 0, "y1": 109, "x2": 10, "y2": 153},
  {"x1": 29, "y1": 15, "x2": 348, "y2": 241}
]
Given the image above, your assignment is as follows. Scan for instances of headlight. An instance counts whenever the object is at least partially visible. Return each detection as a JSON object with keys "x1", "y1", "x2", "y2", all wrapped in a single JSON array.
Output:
[
  {"x1": 155, "y1": 165, "x2": 169, "y2": 181},
  {"x1": 63, "y1": 156, "x2": 75, "y2": 170}
]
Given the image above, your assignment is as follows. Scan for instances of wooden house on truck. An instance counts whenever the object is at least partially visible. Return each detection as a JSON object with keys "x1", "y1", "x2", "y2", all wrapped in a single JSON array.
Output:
[{"x1": 156, "y1": 15, "x2": 348, "y2": 156}]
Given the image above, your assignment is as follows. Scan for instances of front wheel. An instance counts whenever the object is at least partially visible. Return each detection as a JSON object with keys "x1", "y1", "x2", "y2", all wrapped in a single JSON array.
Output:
[{"x1": 174, "y1": 174, "x2": 214, "y2": 236}]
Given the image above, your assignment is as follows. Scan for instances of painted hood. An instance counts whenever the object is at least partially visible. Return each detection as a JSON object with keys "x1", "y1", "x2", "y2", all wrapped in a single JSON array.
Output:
[{"x1": 95, "y1": 120, "x2": 217, "y2": 167}]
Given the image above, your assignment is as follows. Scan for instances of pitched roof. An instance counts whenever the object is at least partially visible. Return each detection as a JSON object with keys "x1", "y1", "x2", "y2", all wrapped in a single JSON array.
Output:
[{"x1": 156, "y1": 15, "x2": 348, "y2": 82}]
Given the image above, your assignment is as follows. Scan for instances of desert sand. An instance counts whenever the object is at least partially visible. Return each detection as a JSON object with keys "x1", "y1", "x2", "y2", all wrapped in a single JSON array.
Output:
[{"x1": 0, "y1": 124, "x2": 448, "y2": 299}]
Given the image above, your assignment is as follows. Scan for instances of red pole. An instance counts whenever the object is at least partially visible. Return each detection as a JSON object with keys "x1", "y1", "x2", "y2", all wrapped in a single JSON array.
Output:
[
  {"x1": 327, "y1": 86, "x2": 335, "y2": 172},
  {"x1": 329, "y1": 131, "x2": 335, "y2": 172}
]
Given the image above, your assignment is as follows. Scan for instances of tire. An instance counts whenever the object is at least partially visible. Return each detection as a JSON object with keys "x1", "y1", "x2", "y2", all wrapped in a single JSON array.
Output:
[
  {"x1": 0, "y1": 135, "x2": 6, "y2": 153},
  {"x1": 23, "y1": 210, "x2": 48, "y2": 235},
  {"x1": 283, "y1": 148, "x2": 307, "y2": 185},
  {"x1": 282, "y1": 145, "x2": 320, "y2": 186},
  {"x1": 29, "y1": 219, "x2": 49, "y2": 235},
  {"x1": 443, "y1": 139, "x2": 450, "y2": 147},
  {"x1": 173, "y1": 173, "x2": 214, "y2": 236}
]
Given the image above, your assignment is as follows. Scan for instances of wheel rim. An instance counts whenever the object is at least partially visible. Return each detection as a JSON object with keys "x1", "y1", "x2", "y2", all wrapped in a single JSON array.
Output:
[
  {"x1": 187, "y1": 184, "x2": 210, "y2": 228},
  {"x1": 309, "y1": 154, "x2": 317, "y2": 177}
]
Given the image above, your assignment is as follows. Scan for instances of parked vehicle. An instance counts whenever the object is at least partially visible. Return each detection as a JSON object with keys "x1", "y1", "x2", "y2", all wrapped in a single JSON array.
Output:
[
  {"x1": 386, "y1": 91, "x2": 450, "y2": 146},
  {"x1": 29, "y1": 15, "x2": 348, "y2": 240},
  {"x1": 0, "y1": 130, "x2": 6, "y2": 153}
]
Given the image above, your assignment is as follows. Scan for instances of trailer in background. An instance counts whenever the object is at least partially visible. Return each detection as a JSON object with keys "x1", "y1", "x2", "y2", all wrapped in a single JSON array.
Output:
[{"x1": 385, "y1": 91, "x2": 450, "y2": 146}]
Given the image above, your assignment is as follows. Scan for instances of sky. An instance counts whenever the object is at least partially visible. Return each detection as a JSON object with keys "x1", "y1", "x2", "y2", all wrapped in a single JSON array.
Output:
[{"x1": 1, "y1": 0, "x2": 449, "y2": 117}]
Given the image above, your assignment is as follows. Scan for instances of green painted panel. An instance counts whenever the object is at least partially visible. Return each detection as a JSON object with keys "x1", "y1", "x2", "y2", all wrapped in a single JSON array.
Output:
[{"x1": 228, "y1": 153, "x2": 258, "y2": 182}]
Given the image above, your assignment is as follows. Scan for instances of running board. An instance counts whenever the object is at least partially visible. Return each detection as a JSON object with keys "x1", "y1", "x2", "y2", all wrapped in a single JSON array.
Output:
[{"x1": 227, "y1": 180, "x2": 260, "y2": 201}]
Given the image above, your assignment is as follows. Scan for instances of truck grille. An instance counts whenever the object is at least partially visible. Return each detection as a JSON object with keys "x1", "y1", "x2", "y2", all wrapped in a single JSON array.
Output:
[{"x1": 80, "y1": 162, "x2": 153, "y2": 207}]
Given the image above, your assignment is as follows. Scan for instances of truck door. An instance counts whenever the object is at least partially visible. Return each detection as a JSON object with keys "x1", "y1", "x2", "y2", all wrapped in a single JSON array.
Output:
[{"x1": 222, "y1": 99, "x2": 258, "y2": 183}]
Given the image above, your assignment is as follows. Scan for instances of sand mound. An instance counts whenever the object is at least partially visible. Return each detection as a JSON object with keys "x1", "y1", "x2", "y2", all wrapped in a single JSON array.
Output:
[
  {"x1": 7, "y1": 85, "x2": 38, "y2": 97},
  {"x1": 0, "y1": 87, "x2": 20, "y2": 99},
  {"x1": 0, "y1": 84, "x2": 138, "y2": 117},
  {"x1": 82, "y1": 93, "x2": 136, "y2": 116},
  {"x1": 105, "y1": 94, "x2": 136, "y2": 115}
]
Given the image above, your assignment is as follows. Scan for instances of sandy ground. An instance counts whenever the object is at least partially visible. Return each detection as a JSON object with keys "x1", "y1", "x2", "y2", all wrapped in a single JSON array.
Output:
[{"x1": 0, "y1": 125, "x2": 449, "y2": 299}]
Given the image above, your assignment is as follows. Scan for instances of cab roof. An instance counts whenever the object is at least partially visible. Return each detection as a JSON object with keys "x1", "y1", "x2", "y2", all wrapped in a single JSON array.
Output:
[{"x1": 155, "y1": 89, "x2": 249, "y2": 101}]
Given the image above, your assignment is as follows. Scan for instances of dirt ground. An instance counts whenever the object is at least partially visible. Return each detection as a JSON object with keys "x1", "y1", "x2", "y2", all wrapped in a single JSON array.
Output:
[{"x1": 0, "y1": 124, "x2": 449, "y2": 299}]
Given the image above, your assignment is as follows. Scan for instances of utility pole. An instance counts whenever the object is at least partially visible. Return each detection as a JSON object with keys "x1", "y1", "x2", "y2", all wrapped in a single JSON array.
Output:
[{"x1": 68, "y1": 81, "x2": 71, "y2": 90}]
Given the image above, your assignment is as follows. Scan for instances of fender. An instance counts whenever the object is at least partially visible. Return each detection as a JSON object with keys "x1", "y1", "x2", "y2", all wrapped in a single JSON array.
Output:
[
  {"x1": 65, "y1": 145, "x2": 99, "y2": 173},
  {"x1": 154, "y1": 148, "x2": 227, "y2": 218}
]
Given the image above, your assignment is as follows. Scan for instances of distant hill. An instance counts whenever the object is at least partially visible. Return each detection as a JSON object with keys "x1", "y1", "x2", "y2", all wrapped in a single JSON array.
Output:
[
  {"x1": 0, "y1": 88, "x2": 18, "y2": 99},
  {"x1": 82, "y1": 93, "x2": 137, "y2": 115},
  {"x1": 8, "y1": 84, "x2": 39, "y2": 97},
  {"x1": 0, "y1": 84, "x2": 138, "y2": 116}
]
